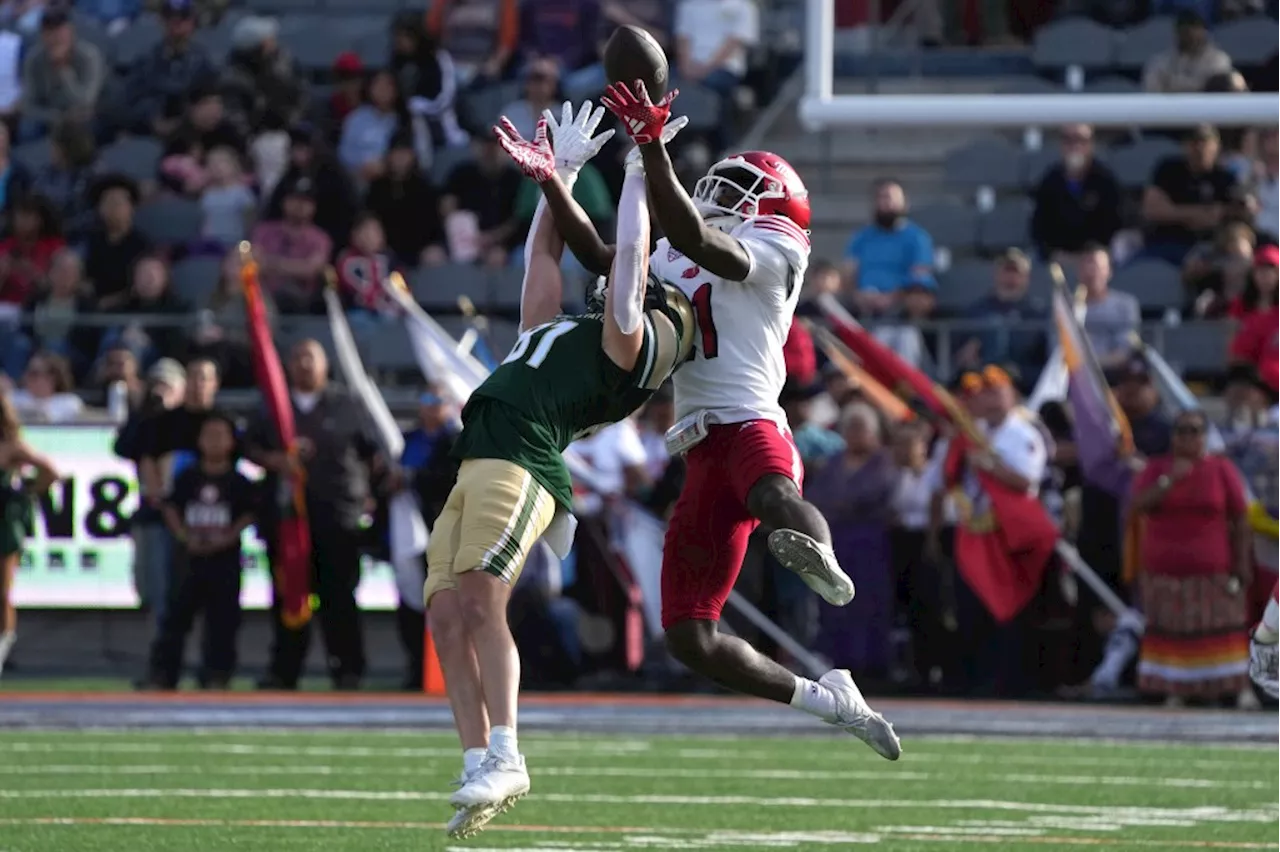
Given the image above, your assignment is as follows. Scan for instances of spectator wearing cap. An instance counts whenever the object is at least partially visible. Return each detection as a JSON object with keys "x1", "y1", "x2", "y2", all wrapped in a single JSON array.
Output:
[
  {"x1": 18, "y1": 5, "x2": 105, "y2": 142},
  {"x1": 425, "y1": 0, "x2": 520, "y2": 86},
  {"x1": 323, "y1": 52, "x2": 365, "y2": 143},
  {"x1": 221, "y1": 15, "x2": 307, "y2": 131},
  {"x1": 31, "y1": 118, "x2": 97, "y2": 241},
  {"x1": 366, "y1": 131, "x2": 446, "y2": 268},
  {"x1": 85, "y1": 175, "x2": 150, "y2": 311},
  {"x1": 264, "y1": 125, "x2": 359, "y2": 249},
  {"x1": 518, "y1": 0, "x2": 600, "y2": 79},
  {"x1": 1110, "y1": 354, "x2": 1173, "y2": 459},
  {"x1": 338, "y1": 69, "x2": 404, "y2": 185},
  {"x1": 123, "y1": 0, "x2": 213, "y2": 137},
  {"x1": 390, "y1": 12, "x2": 468, "y2": 159},
  {"x1": 1078, "y1": 244, "x2": 1139, "y2": 369},
  {"x1": 1228, "y1": 244, "x2": 1279, "y2": 322},
  {"x1": 1031, "y1": 124, "x2": 1122, "y2": 263},
  {"x1": 1143, "y1": 125, "x2": 1251, "y2": 266},
  {"x1": 251, "y1": 176, "x2": 332, "y2": 314},
  {"x1": 956, "y1": 248, "x2": 1048, "y2": 389},
  {"x1": 1143, "y1": 10, "x2": 1233, "y2": 94},
  {"x1": 1253, "y1": 129, "x2": 1277, "y2": 244},
  {"x1": 842, "y1": 180, "x2": 935, "y2": 317},
  {"x1": 440, "y1": 134, "x2": 522, "y2": 268},
  {"x1": 143, "y1": 0, "x2": 228, "y2": 28},
  {"x1": 873, "y1": 279, "x2": 940, "y2": 373},
  {"x1": 501, "y1": 56, "x2": 560, "y2": 143}
]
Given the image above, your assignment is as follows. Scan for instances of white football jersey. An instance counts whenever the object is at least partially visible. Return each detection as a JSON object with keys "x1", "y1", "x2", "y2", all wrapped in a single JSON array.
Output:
[{"x1": 649, "y1": 215, "x2": 810, "y2": 425}]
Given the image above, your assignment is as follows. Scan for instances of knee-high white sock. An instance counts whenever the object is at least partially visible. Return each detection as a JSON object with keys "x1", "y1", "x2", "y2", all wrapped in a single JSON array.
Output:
[
  {"x1": 790, "y1": 676, "x2": 837, "y2": 722},
  {"x1": 489, "y1": 726, "x2": 518, "y2": 761}
]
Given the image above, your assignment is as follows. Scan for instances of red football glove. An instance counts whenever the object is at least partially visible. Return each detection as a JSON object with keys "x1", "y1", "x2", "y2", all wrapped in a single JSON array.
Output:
[
  {"x1": 601, "y1": 80, "x2": 679, "y2": 146},
  {"x1": 493, "y1": 116, "x2": 554, "y2": 182}
]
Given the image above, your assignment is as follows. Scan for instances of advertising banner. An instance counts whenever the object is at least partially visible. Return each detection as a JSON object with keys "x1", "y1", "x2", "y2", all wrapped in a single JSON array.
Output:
[{"x1": 13, "y1": 426, "x2": 400, "y2": 610}]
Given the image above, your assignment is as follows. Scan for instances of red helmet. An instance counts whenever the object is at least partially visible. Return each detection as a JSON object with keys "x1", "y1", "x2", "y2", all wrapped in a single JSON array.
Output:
[{"x1": 691, "y1": 150, "x2": 811, "y2": 231}]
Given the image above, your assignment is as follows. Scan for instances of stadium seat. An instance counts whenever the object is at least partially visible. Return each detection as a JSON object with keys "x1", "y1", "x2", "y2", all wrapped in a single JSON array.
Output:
[
  {"x1": 274, "y1": 316, "x2": 334, "y2": 358},
  {"x1": 1028, "y1": 261, "x2": 1073, "y2": 302},
  {"x1": 255, "y1": 0, "x2": 321, "y2": 12},
  {"x1": 1155, "y1": 320, "x2": 1234, "y2": 374},
  {"x1": 1114, "y1": 16, "x2": 1175, "y2": 73},
  {"x1": 1032, "y1": 18, "x2": 1118, "y2": 73},
  {"x1": 357, "y1": 321, "x2": 416, "y2": 372},
  {"x1": 410, "y1": 263, "x2": 491, "y2": 311},
  {"x1": 70, "y1": 12, "x2": 115, "y2": 67},
  {"x1": 976, "y1": 199, "x2": 1033, "y2": 254},
  {"x1": 1111, "y1": 258, "x2": 1182, "y2": 315},
  {"x1": 995, "y1": 76, "x2": 1064, "y2": 95},
  {"x1": 1020, "y1": 148, "x2": 1061, "y2": 190},
  {"x1": 170, "y1": 256, "x2": 223, "y2": 306},
  {"x1": 460, "y1": 82, "x2": 521, "y2": 134},
  {"x1": 936, "y1": 258, "x2": 991, "y2": 314},
  {"x1": 134, "y1": 197, "x2": 202, "y2": 245},
  {"x1": 323, "y1": 0, "x2": 402, "y2": 11},
  {"x1": 1084, "y1": 75, "x2": 1141, "y2": 94},
  {"x1": 279, "y1": 22, "x2": 352, "y2": 72},
  {"x1": 111, "y1": 15, "x2": 163, "y2": 68},
  {"x1": 13, "y1": 139, "x2": 52, "y2": 173},
  {"x1": 943, "y1": 137, "x2": 1024, "y2": 192},
  {"x1": 490, "y1": 265, "x2": 523, "y2": 312},
  {"x1": 99, "y1": 137, "x2": 164, "y2": 182},
  {"x1": 191, "y1": 28, "x2": 231, "y2": 65},
  {"x1": 1214, "y1": 17, "x2": 1280, "y2": 67},
  {"x1": 354, "y1": 28, "x2": 391, "y2": 67},
  {"x1": 911, "y1": 203, "x2": 978, "y2": 252},
  {"x1": 1107, "y1": 137, "x2": 1181, "y2": 189}
]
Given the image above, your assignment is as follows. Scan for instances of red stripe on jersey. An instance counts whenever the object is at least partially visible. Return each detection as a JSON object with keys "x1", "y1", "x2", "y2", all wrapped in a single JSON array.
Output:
[{"x1": 752, "y1": 216, "x2": 811, "y2": 248}]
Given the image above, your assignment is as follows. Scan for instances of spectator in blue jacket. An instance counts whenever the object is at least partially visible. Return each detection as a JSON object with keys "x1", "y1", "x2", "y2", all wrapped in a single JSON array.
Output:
[
  {"x1": 842, "y1": 180, "x2": 935, "y2": 317},
  {"x1": 955, "y1": 248, "x2": 1048, "y2": 391},
  {"x1": 123, "y1": 0, "x2": 213, "y2": 137}
]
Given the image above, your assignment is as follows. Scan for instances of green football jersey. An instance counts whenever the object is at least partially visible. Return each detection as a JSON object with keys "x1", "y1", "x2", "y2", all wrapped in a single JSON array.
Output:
[{"x1": 453, "y1": 308, "x2": 686, "y2": 511}]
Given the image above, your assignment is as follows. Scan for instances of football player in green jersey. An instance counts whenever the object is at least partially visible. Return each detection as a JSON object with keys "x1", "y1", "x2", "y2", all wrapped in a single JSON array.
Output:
[{"x1": 429, "y1": 101, "x2": 694, "y2": 838}]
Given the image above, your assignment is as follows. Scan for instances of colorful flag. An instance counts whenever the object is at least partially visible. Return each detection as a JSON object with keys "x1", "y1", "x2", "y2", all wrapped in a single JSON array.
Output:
[
  {"x1": 240, "y1": 245, "x2": 311, "y2": 628},
  {"x1": 1052, "y1": 283, "x2": 1135, "y2": 498},
  {"x1": 807, "y1": 320, "x2": 914, "y2": 423},
  {"x1": 817, "y1": 294, "x2": 1057, "y2": 623}
]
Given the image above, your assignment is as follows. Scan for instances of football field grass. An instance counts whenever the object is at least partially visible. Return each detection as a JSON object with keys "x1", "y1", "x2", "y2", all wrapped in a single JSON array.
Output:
[{"x1": 0, "y1": 728, "x2": 1274, "y2": 851}]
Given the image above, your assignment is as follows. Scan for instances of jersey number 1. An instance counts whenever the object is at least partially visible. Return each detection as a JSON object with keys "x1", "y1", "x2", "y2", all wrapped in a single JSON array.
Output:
[
  {"x1": 691, "y1": 282, "x2": 719, "y2": 359},
  {"x1": 503, "y1": 319, "x2": 577, "y2": 368}
]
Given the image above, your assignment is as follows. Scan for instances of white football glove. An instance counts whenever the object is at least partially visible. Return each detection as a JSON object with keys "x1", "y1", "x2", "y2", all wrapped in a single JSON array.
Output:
[
  {"x1": 1248, "y1": 631, "x2": 1279, "y2": 700},
  {"x1": 624, "y1": 114, "x2": 690, "y2": 175},
  {"x1": 542, "y1": 100, "x2": 614, "y2": 179}
]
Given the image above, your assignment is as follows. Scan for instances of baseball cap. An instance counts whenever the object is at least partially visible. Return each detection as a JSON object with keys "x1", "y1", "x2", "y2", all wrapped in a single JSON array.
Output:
[
  {"x1": 1106, "y1": 354, "x2": 1150, "y2": 386},
  {"x1": 40, "y1": 4, "x2": 71, "y2": 28},
  {"x1": 148, "y1": 358, "x2": 186, "y2": 387},
  {"x1": 981, "y1": 364, "x2": 1014, "y2": 389},
  {"x1": 333, "y1": 51, "x2": 363, "y2": 76},
  {"x1": 284, "y1": 176, "x2": 316, "y2": 199},
  {"x1": 419, "y1": 391, "x2": 444, "y2": 406},
  {"x1": 1255, "y1": 244, "x2": 1279, "y2": 267}
]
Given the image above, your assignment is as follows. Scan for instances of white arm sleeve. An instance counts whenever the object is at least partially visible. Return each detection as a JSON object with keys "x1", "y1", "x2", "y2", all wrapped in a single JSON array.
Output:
[{"x1": 608, "y1": 169, "x2": 648, "y2": 335}]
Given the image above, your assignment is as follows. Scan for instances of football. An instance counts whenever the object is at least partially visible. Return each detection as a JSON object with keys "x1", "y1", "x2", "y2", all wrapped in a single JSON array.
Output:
[{"x1": 603, "y1": 25, "x2": 669, "y2": 99}]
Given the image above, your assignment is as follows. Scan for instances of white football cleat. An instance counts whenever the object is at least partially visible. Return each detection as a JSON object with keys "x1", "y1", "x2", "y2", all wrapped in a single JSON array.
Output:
[
  {"x1": 1249, "y1": 629, "x2": 1280, "y2": 695},
  {"x1": 448, "y1": 753, "x2": 530, "y2": 837},
  {"x1": 768, "y1": 530, "x2": 855, "y2": 606},
  {"x1": 445, "y1": 767, "x2": 496, "y2": 839},
  {"x1": 821, "y1": 669, "x2": 902, "y2": 760}
]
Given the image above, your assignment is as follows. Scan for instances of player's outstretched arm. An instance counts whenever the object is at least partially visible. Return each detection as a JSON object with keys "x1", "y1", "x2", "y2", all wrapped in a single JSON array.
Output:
[
  {"x1": 540, "y1": 101, "x2": 618, "y2": 278},
  {"x1": 495, "y1": 116, "x2": 564, "y2": 331},
  {"x1": 601, "y1": 161, "x2": 649, "y2": 372},
  {"x1": 603, "y1": 81, "x2": 752, "y2": 283}
]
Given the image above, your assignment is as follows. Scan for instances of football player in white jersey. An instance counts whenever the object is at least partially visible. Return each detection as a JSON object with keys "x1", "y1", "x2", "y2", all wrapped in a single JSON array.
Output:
[
  {"x1": 1249, "y1": 580, "x2": 1279, "y2": 699},
  {"x1": 523, "y1": 82, "x2": 900, "y2": 760}
]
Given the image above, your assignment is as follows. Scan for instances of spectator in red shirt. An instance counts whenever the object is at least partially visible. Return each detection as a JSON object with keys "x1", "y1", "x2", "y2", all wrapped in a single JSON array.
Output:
[
  {"x1": 335, "y1": 212, "x2": 396, "y2": 322},
  {"x1": 1227, "y1": 244, "x2": 1278, "y2": 320},
  {"x1": 0, "y1": 196, "x2": 65, "y2": 307},
  {"x1": 250, "y1": 175, "x2": 332, "y2": 314},
  {"x1": 783, "y1": 319, "x2": 816, "y2": 386}
]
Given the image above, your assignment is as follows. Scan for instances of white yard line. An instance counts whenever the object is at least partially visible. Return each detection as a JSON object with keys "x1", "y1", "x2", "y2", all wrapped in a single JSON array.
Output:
[{"x1": 0, "y1": 763, "x2": 1271, "y2": 790}]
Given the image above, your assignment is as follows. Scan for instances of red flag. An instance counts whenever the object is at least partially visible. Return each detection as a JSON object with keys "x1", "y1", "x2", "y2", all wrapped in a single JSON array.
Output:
[
  {"x1": 240, "y1": 247, "x2": 312, "y2": 628},
  {"x1": 818, "y1": 295, "x2": 1056, "y2": 622}
]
